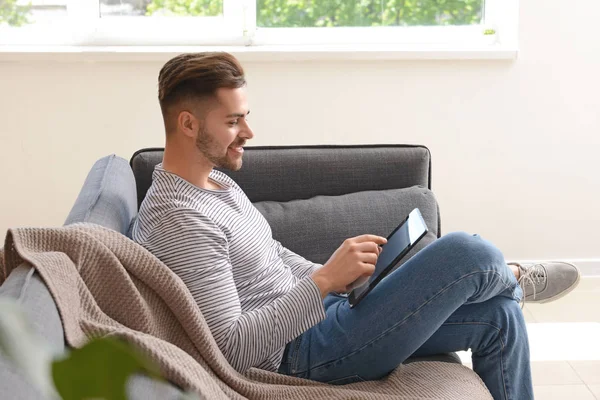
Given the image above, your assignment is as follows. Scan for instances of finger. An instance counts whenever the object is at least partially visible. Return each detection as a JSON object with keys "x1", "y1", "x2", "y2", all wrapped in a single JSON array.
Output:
[
  {"x1": 352, "y1": 242, "x2": 383, "y2": 254},
  {"x1": 358, "y1": 252, "x2": 378, "y2": 264},
  {"x1": 359, "y1": 262, "x2": 376, "y2": 276},
  {"x1": 367, "y1": 242, "x2": 380, "y2": 254},
  {"x1": 353, "y1": 234, "x2": 388, "y2": 245}
]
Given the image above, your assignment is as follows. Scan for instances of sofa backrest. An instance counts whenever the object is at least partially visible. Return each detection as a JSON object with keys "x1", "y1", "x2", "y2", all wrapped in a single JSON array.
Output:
[
  {"x1": 131, "y1": 145, "x2": 432, "y2": 204},
  {"x1": 130, "y1": 145, "x2": 441, "y2": 265}
]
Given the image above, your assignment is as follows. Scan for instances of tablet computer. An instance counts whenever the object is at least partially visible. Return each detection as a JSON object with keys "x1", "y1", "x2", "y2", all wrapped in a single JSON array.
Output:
[{"x1": 348, "y1": 208, "x2": 429, "y2": 308}]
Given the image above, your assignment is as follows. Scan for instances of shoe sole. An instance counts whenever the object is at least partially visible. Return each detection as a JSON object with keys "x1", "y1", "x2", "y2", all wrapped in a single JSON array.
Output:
[{"x1": 525, "y1": 261, "x2": 581, "y2": 304}]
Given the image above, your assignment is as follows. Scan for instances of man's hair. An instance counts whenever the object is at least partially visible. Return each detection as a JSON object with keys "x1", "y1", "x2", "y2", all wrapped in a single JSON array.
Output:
[{"x1": 158, "y1": 52, "x2": 246, "y2": 131}]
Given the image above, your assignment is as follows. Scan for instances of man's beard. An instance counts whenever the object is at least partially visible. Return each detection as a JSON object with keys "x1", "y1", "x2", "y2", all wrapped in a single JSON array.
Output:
[{"x1": 195, "y1": 126, "x2": 243, "y2": 171}]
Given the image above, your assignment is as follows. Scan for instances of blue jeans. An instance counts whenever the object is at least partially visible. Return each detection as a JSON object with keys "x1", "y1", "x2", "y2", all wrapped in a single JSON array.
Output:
[{"x1": 278, "y1": 232, "x2": 533, "y2": 400}]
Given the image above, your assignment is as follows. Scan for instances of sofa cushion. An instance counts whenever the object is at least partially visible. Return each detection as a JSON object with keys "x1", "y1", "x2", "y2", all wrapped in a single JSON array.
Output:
[
  {"x1": 64, "y1": 155, "x2": 138, "y2": 237},
  {"x1": 254, "y1": 185, "x2": 438, "y2": 266}
]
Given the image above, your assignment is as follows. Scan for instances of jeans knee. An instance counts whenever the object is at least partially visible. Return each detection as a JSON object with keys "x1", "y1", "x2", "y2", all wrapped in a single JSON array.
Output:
[
  {"x1": 488, "y1": 297, "x2": 527, "y2": 341},
  {"x1": 473, "y1": 297, "x2": 528, "y2": 355},
  {"x1": 440, "y1": 232, "x2": 506, "y2": 274}
]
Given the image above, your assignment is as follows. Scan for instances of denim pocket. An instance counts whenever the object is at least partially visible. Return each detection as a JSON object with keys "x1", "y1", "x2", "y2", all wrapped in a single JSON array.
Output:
[{"x1": 325, "y1": 375, "x2": 367, "y2": 385}]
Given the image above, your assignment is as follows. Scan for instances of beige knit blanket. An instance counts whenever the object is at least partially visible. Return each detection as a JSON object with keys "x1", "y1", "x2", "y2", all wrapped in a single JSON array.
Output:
[{"x1": 1, "y1": 224, "x2": 492, "y2": 400}]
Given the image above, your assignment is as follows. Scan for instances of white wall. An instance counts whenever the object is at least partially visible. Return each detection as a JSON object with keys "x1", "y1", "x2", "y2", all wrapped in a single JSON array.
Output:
[{"x1": 1, "y1": 0, "x2": 598, "y2": 263}]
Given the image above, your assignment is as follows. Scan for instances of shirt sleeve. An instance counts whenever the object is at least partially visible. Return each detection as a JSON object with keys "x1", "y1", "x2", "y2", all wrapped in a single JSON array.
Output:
[
  {"x1": 141, "y1": 208, "x2": 326, "y2": 372},
  {"x1": 274, "y1": 239, "x2": 323, "y2": 280}
]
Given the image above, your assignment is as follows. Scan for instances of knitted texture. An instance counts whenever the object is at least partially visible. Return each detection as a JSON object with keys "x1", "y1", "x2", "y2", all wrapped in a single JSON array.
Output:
[{"x1": 1, "y1": 224, "x2": 492, "y2": 400}]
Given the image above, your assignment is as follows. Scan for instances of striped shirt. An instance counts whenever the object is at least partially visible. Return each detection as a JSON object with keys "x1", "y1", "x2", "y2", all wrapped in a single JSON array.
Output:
[{"x1": 131, "y1": 164, "x2": 326, "y2": 372}]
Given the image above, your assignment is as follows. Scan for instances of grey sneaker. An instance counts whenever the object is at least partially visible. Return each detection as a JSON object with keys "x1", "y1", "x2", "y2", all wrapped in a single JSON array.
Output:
[{"x1": 508, "y1": 261, "x2": 581, "y2": 305}]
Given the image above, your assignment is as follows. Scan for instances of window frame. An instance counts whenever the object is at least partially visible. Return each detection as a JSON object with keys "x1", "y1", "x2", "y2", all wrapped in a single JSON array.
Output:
[{"x1": 0, "y1": 0, "x2": 519, "y2": 60}]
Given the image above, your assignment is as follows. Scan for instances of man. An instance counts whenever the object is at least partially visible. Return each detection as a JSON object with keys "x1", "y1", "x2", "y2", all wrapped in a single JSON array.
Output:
[{"x1": 132, "y1": 52, "x2": 580, "y2": 400}]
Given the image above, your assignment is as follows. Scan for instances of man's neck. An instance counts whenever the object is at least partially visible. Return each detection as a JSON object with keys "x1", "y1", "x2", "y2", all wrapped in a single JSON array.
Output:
[{"x1": 162, "y1": 145, "x2": 214, "y2": 190}]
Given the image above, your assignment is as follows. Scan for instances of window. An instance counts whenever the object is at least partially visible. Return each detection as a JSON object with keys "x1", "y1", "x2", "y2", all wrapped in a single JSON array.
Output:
[
  {"x1": 1, "y1": 0, "x2": 244, "y2": 46},
  {"x1": 99, "y1": 0, "x2": 223, "y2": 17},
  {"x1": 257, "y1": 0, "x2": 485, "y2": 27},
  {"x1": 0, "y1": 0, "x2": 518, "y2": 52},
  {"x1": 1, "y1": 0, "x2": 70, "y2": 45}
]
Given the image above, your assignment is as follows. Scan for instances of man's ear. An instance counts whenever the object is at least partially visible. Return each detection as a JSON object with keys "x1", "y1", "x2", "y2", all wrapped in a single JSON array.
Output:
[{"x1": 177, "y1": 110, "x2": 199, "y2": 139}]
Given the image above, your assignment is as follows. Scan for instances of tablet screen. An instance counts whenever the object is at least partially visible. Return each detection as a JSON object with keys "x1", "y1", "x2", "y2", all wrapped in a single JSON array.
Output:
[{"x1": 350, "y1": 208, "x2": 428, "y2": 301}]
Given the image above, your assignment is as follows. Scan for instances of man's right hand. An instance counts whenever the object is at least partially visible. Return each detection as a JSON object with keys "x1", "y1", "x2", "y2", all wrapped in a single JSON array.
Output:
[{"x1": 311, "y1": 234, "x2": 387, "y2": 298}]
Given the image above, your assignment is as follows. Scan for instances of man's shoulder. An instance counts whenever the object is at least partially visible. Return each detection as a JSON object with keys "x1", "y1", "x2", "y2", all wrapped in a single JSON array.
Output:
[
  {"x1": 137, "y1": 180, "x2": 224, "y2": 225},
  {"x1": 133, "y1": 202, "x2": 222, "y2": 247},
  {"x1": 134, "y1": 182, "x2": 195, "y2": 241},
  {"x1": 138, "y1": 188, "x2": 209, "y2": 223}
]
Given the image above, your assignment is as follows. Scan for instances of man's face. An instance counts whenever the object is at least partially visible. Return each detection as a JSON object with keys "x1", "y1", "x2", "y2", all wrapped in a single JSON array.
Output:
[{"x1": 195, "y1": 87, "x2": 254, "y2": 171}]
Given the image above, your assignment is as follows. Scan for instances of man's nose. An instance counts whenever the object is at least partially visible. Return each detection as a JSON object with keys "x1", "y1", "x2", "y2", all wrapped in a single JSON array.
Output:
[{"x1": 243, "y1": 121, "x2": 255, "y2": 139}]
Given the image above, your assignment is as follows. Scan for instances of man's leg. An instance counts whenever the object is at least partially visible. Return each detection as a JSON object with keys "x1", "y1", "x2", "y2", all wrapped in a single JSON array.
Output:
[
  {"x1": 278, "y1": 232, "x2": 532, "y2": 400},
  {"x1": 408, "y1": 296, "x2": 533, "y2": 400}
]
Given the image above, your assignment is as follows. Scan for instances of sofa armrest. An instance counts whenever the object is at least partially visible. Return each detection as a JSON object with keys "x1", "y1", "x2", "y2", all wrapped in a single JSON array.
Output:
[
  {"x1": 64, "y1": 155, "x2": 138, "y2": 236},
  {"x1": 0, "y1": 264, "x2": 64, "y2": 352},
  {"x1": 0, "y1": 263, "x2": 65, "y2": 399}
]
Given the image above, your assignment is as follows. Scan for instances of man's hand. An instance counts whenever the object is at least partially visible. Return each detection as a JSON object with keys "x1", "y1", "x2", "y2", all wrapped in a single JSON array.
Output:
[{"x1": 311, "y1": 234, "x2": 387, "y2": 298}]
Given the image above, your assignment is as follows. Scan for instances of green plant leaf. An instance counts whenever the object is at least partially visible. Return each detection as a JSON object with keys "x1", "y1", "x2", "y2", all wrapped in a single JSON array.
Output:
[{"x1": 52, "y1": 337, "x2": 162, "y2": 400}]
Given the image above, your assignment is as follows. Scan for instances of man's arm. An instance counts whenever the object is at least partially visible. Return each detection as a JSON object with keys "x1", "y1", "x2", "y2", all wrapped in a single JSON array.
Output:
[
  {"x1": 274, "y1": 239, "x2": 322, "y2": 280},
  {"x1": 142, "y1": 208, "x2": 326, "y2": 372}
]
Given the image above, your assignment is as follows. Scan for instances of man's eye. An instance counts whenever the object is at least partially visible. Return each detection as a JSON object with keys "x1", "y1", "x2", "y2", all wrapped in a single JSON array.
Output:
[{"x1": 228, "y1": 120, "x2": 238, "y2": 126}]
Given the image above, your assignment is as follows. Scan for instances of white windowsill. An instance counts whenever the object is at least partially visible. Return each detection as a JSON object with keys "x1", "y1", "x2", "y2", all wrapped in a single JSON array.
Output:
[{"x1": 0, "y1": 44, "x2": 518, "y2": 63}]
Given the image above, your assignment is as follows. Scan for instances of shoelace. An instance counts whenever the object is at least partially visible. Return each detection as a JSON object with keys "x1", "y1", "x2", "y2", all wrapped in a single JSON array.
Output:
[{"x1": 508, "y1": 262, "x2": 547, "y2": 309}]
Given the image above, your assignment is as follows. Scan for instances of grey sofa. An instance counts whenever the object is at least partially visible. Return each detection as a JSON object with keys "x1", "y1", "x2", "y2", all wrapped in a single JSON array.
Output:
[{"x1": 0, "y1": 144, "x2": 475, "y2": 399}]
